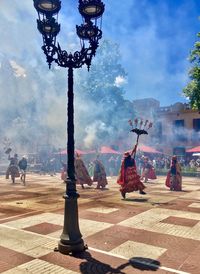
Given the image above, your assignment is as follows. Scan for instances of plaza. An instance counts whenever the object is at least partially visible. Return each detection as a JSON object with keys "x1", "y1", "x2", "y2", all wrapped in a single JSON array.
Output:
[{"x1": 0, "y1": 174, "x2": 200, "y2": 274}]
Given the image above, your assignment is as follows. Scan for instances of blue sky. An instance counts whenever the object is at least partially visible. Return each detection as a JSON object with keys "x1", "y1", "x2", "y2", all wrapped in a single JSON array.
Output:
[
  {"x1": 1, "y1": 0, "x2": 200, "y2": 106},
  {"x1": 59, "y1": 0, "x2": 200, "y2": 105},
  {"x1": 102, "y1": 0, "x2": 200, "y2": 106}
]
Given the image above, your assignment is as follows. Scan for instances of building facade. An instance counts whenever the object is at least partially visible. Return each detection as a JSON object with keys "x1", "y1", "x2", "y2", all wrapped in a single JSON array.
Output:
[{"x1": 133, "y1": 99, "x2": 200, "y2": 156}]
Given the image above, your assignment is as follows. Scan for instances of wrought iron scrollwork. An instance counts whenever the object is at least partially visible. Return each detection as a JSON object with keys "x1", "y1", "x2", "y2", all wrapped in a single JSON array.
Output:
[{"x1": 45, "y1": 39, "x2": 100, "y2": 70}]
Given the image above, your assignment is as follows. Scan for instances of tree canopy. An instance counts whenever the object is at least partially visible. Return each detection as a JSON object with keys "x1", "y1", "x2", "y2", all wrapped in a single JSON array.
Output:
[
  {"x1": 75, "y1": 40, "x2": 136, "y2": 149},
  {"x1": 183, "y1": 33, "x2": 200, "y2": 109}
]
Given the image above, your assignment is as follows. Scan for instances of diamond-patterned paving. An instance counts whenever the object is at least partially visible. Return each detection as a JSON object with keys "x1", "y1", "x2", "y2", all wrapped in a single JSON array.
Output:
[{"x1": 0, "y1": 173, "x2": 199, "y2": 273}]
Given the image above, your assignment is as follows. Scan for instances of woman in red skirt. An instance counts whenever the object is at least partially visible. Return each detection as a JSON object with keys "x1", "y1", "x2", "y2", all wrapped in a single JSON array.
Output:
[
  {"x1": 117, "y1": 145, "x2": 146, "y2": 199},
  {"x1": 165, "y1": 155, "x2": 182, "y2": 191},
  {"x1": 141, "y1": 156, "x2": 157, "y2": 183}
]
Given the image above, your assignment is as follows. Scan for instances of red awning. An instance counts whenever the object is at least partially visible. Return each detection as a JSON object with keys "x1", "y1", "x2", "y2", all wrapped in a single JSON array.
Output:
[
  {"x1": 186, "y1": 146, "x2": 200, "y2": 153},
  {"x1": 58, "y1": 149, "x2": 95, "y2": 155},
  {"x1": 100, "y1": 146, "x2": 121, "y2": 154},
  {"x1": 138, "y1": 145, "x2": 162, "y2": 154}
]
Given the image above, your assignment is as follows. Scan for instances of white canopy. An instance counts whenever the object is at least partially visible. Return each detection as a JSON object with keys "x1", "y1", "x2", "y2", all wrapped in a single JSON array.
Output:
[{"x1": 192, "y1": 153, "x2": 200, "y2": 156}]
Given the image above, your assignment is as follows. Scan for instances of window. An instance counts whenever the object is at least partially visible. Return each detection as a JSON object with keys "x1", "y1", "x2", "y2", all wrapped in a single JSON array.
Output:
[
  {"x1": 193, "y1": 119, "x2": 200, "y2": 132},
  {"x1": 174, "y1": 119, "x2": 184, "y2": 128},
  {"x1": 173, "y1": 120, "x2": 187, "y2": 142},
  {"x1": 154, "y1": 122, "x2": 163, "y2": 141}
]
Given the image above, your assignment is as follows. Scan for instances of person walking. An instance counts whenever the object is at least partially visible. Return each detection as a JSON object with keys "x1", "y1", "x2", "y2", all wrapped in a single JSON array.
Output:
[
  {"x1": 165, "y1": 155, "x2": 182, "y2": 191},
  {"x1": 6, "y1": 153, "x2": 20, "y2": 183},
  {"x1": 18, "y1": 155, "x2": 28, "y2": 185},
  {"x1": 141, "y1": 156, "x2": 157, "y2": 183},
  {"x1": 117, "y1": 144, "x2": 146, "y2": 199},
  {"x1": 93, "y1": 155, "x2": 108, "y2": 189},
  {"x1": 75, "y1": 153, "x2": 93, "y2": 189}
]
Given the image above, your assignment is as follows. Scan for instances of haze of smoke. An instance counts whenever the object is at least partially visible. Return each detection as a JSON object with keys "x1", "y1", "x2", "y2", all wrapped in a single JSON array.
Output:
[{"x1": 0, "y1": 0, "x2": 198, "y2": 156}]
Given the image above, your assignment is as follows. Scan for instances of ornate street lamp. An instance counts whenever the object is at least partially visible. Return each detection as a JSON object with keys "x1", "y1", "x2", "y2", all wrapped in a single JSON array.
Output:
[{"x1": 33, "y1": 0, "x2": 105, "y2": 254}]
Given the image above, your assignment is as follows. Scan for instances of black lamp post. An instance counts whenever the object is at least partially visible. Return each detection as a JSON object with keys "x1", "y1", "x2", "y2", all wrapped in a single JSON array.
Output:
[{"x1": 33, "y1": 0, "x2": 105, "y2": 254}]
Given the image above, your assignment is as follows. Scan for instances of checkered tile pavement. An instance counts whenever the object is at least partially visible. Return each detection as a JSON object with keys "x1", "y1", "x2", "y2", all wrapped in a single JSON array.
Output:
[{"x1": 0, "y1": 173, "x2": 200, "y2": 273}]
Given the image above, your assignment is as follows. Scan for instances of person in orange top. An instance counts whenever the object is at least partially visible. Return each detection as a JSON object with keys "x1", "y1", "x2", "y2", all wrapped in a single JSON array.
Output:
[{"x1": 117, "y1": 144, "x2": 146, "y2": 199}]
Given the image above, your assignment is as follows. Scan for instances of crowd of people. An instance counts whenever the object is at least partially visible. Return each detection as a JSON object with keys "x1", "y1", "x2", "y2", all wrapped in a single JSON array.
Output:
[
  {"x1": 6, "y1": 146, "x2": 199, "y2": 199},
  {"x1": 6, "y1": 153, "x2": 28, "y2": 185},
  {"x1": 61, "y1": 153, "x2": 108, "y2": 190},
  {"x1": 59, "y1": 145, "x2": 184, "y2": 199}
]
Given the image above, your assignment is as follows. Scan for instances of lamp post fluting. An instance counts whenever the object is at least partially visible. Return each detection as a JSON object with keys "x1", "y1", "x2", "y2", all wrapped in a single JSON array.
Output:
[{"x1": 33, "y1": 0, "x2": 105, "y2": 254}]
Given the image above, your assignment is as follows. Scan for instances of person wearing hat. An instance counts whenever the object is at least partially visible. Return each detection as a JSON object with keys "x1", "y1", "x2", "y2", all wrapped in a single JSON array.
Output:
[
  {"x1": 117, "y1": 144, "x2": 146, "y2": 199},
  {"x1": 165, "y1": 155, "x2": 182, "y2": 191}
]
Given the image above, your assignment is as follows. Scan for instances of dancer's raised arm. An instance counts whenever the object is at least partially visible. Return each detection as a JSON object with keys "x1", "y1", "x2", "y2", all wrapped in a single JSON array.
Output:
[{"x1": 130, "y1": 143, "x2": 138, "y2": 156}]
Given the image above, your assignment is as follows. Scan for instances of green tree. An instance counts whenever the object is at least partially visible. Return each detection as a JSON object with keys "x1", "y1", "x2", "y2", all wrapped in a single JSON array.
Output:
[
  {"x1": 183, "y1": 34, "x2": 200, "y2": 109},
  {"x1": 74, "y1": 40, "x2": 136, "y2": 149}
]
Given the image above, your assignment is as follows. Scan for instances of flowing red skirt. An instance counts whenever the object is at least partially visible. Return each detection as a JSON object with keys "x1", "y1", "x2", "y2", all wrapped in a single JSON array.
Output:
[
  {"x1": 148, "y1": 168, "x2": 157, "y2": 179},
  {"x1": 120, "y1": 167, "x2": 145, "y2": 194}
]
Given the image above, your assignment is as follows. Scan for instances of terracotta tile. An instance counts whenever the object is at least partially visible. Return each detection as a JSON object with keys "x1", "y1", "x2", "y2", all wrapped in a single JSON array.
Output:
[
  {"x1": 0, "y1": 246, "x2": 33, "y2": 267},
  {"x1": 80, "y1": 206, "x2": 148, "y2": 224},
  {"x1": 23, "y1": 222, "x2": 63, "y2": 235},
  {"x1": 85, "y1": 224, "x2": 199, "y2": 266},
  {"x1": 0, "y1": 209, "x2": 43, "y2": 224},
  {"x1": 0, "y1": 260, "x2": 13, "y2": 273},
  {"x1": 0, "y1": 205, "x2": 32, "y2": 216},
  {"x1": 178, "y1": 244, "x2": 200, "y2": 273},
  {"x1": 161, "y1": 216, "x2": 199, "y2": 227},
  {"x1": 36, "y1": 199, "x2": 62, "y2": 204}
]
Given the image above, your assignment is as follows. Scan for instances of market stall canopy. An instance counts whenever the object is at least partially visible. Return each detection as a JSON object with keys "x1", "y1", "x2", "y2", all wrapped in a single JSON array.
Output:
[
  {"x1": 186, "y1": 146, "x2": 200, "y2": 153},
  {"x1": 58, "y1": 149, "x2": 95, "y2": 155},
  {"x1": 138, "y1": 144, "x2": 162, "y2": 154},
  {"x1": 100, "y1": 146, "x2": 121, "y2": 154},
  {"x1": 192, "y1": 152, "x2": 200, "y2": 156}
]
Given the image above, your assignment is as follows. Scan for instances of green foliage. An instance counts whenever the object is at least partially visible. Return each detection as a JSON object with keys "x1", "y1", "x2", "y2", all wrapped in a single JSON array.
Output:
[
  {"x1": 81, "y1": 40, "x2": 127, "y2": 101},
  {"x1": 183, "y1": 32, "x2": 200, "y2": 109},
  {"x1": 75, "y1": 39, "x2": 135, "y2": 148}
]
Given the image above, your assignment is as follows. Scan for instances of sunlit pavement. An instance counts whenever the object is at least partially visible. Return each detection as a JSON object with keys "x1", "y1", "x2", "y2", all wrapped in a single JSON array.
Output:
[{"x1": 0, "y1": 174, "x2": 199, "y2": 274}]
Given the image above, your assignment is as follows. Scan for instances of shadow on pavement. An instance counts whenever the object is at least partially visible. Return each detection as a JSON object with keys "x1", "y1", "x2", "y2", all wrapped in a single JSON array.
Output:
[
  {"x1": 125, "y1": 198, "x2": 148, "y2": 202},
  {"x1": 74, "y1": 251, "x2": 160, "y2": 273},
  {"x1": 151, "y1": 202, "x2": 171, "y2": 206},
  {"x1": 75, "y1": 251, "x2": 126, "y2": 274},
  {"x1": 129, "y1": 257, "x2": 161, "y2": 271}
]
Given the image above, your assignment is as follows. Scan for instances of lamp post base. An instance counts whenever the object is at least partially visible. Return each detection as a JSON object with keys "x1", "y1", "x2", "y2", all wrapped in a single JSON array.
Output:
[
  {"x1": 58, "y1": 239, "x2": 87, "y2": 255},
  {"x1": 58, "y1": 181, "x2": 87, "y2": 255}
]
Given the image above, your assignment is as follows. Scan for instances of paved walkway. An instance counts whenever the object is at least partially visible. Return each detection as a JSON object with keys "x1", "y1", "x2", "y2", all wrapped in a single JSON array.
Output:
[{"x1": 0, "y1": 174, "x2": 199, "y2": 273}]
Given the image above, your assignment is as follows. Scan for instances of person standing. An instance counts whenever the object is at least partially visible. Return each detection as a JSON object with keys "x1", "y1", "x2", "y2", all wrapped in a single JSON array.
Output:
[
  {"x1": 61, "y1": 161, "x2": 68, "y2": 182},
  {"x1": 18, "y1": 156, "x2": 28, "y2": 185},
  {"x1": 141, "y1": 156, "x2": 157, "y2": 183},
  {"x1": 93, "y1": 155, "x2": 108, "y2": 189},
  {"x1": 75, "y1": 153, "x2": 93, "y2": 189},
  {"x1": 117, "y1": 145, "x2": 146, "y2": 199},
  {"x1": 165, "y1": 155, "x2": 182, "y2": 191},
  {"x1": 6, "y1": 153, "x2": 20, "y2": 182}
]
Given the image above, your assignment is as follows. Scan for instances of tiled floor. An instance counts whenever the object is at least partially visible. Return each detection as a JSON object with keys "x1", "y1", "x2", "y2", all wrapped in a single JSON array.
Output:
[{"x1": 0, "y1": 174, "x2": 199, "y2": 273}]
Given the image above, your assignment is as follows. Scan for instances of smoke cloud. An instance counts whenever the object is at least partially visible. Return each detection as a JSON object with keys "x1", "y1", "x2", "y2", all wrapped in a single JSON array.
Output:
[{"x1": 0, "y1": 0, "x2": 199, "y2": 157}]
